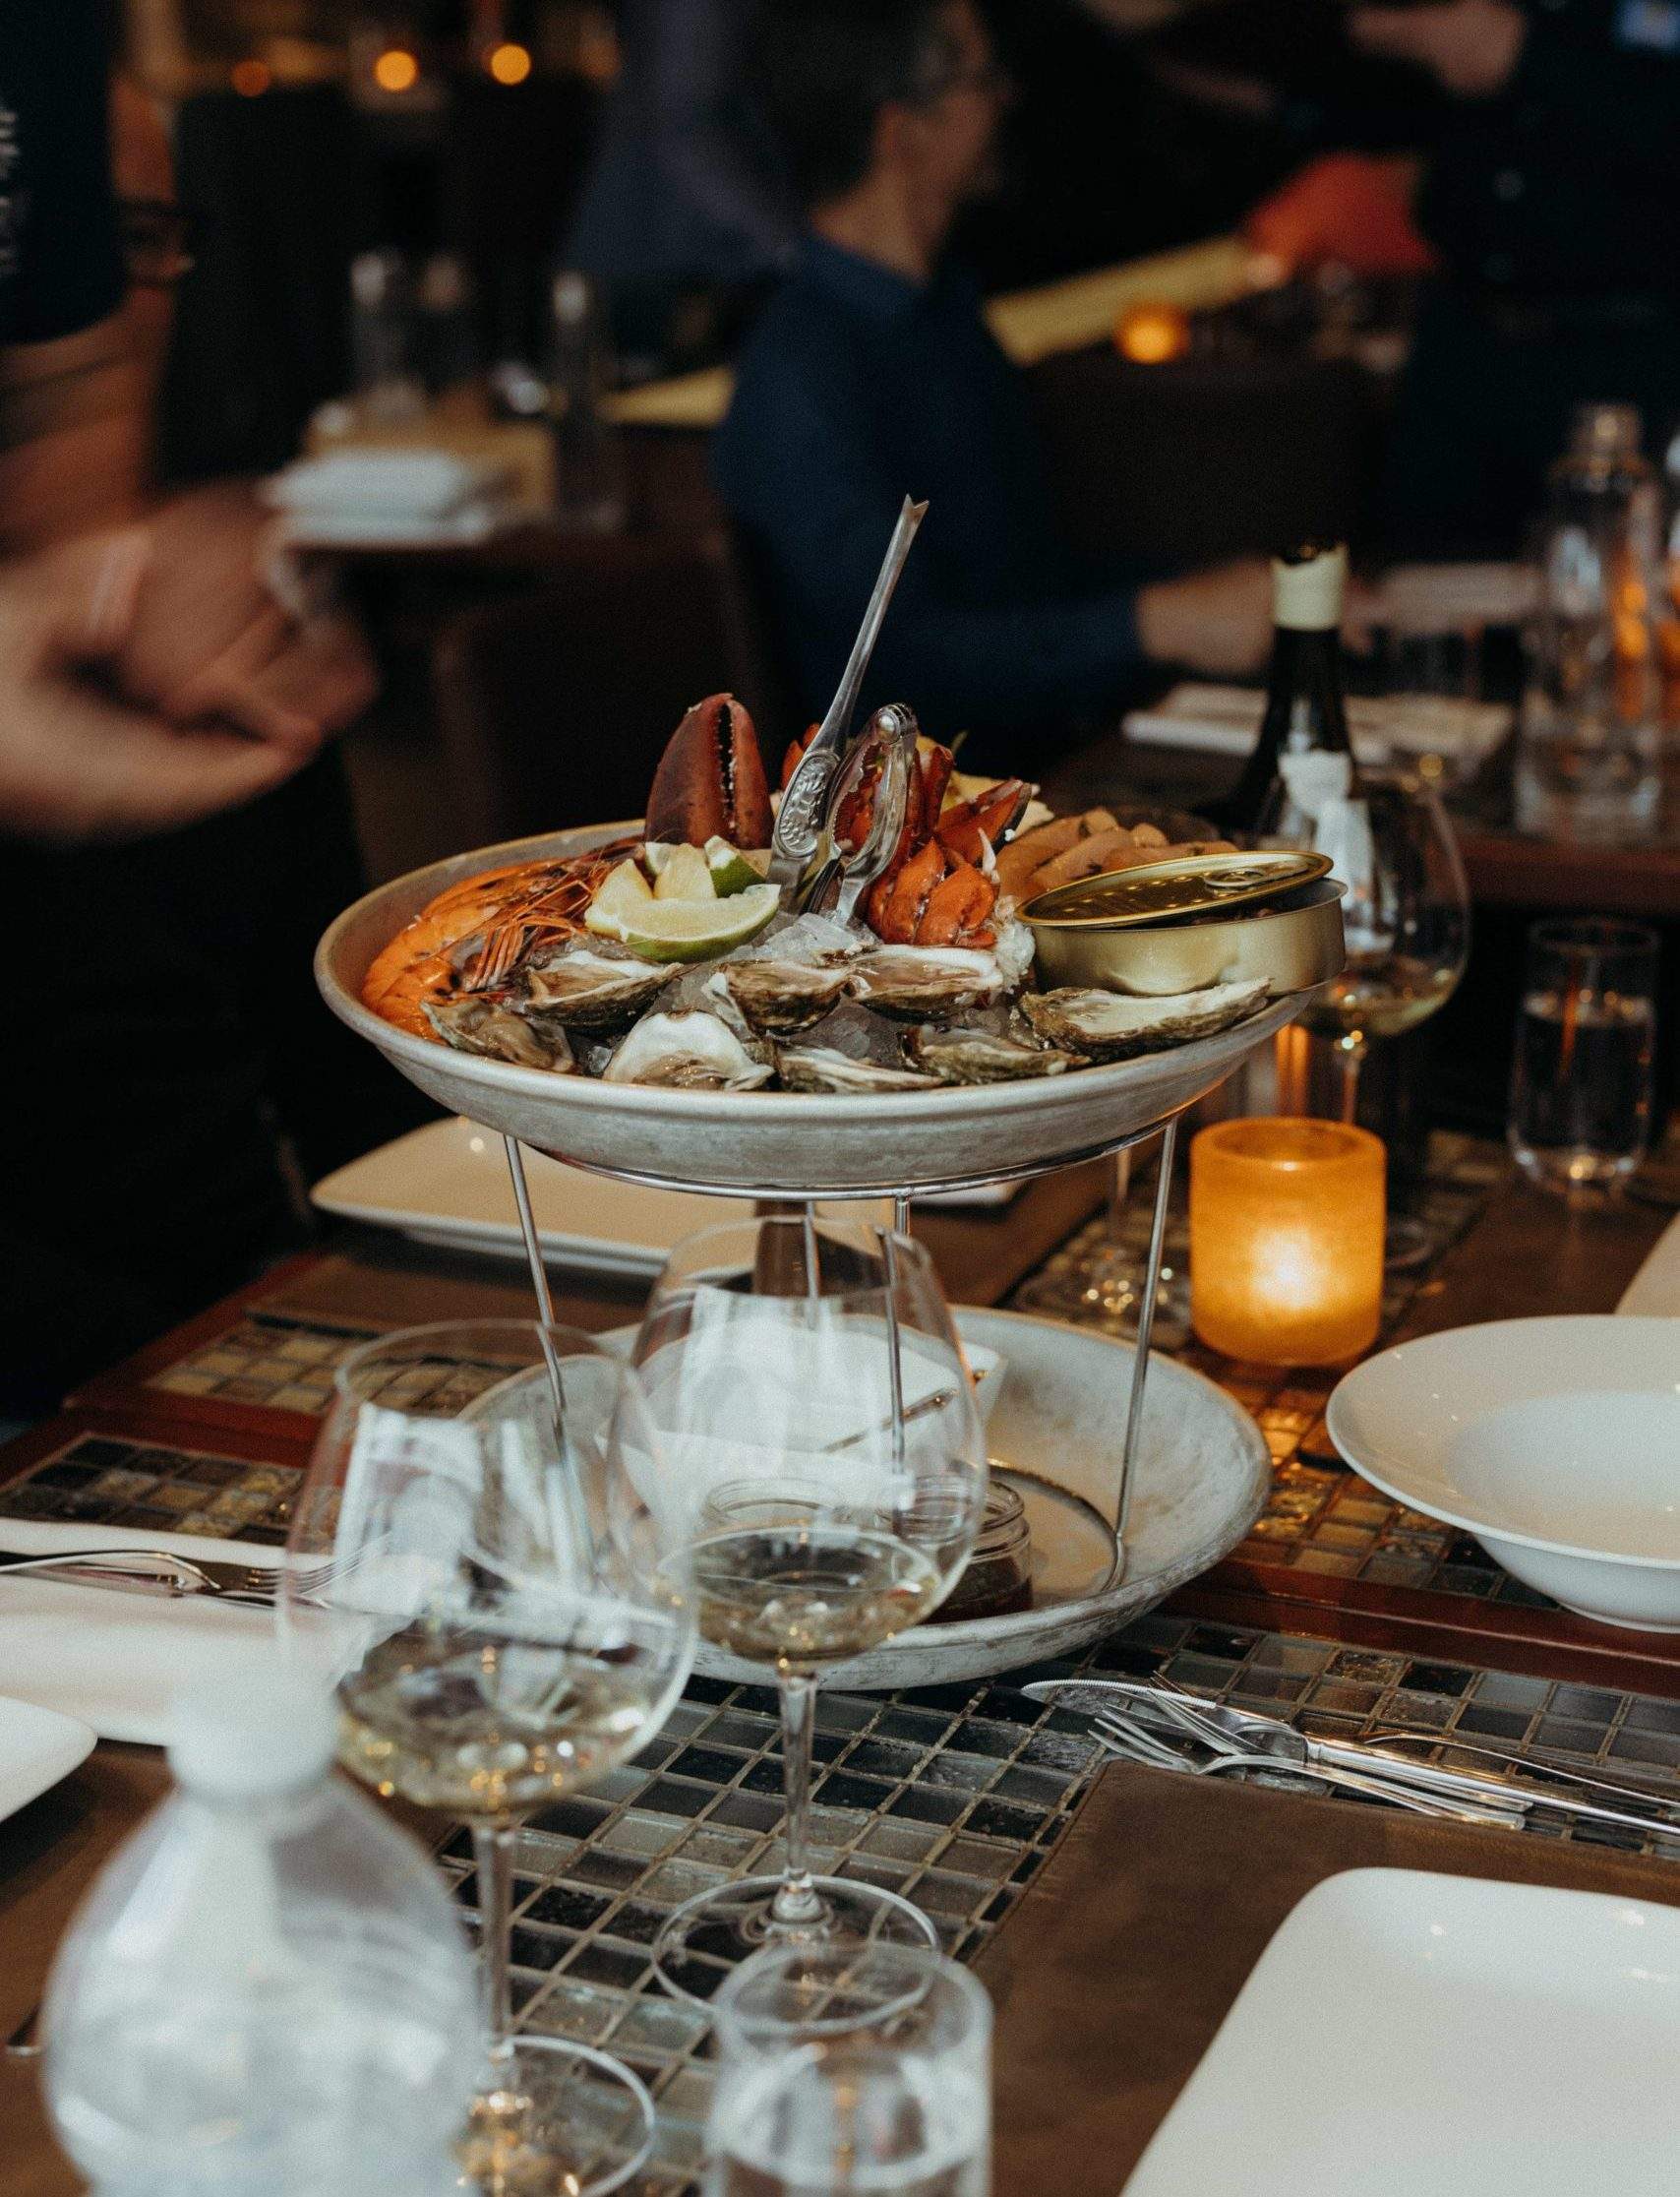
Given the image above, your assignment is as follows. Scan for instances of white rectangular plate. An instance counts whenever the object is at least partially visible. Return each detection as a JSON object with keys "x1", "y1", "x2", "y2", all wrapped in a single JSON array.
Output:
[
  {"x1": 312, "y1": 1118, "x2": 1017, "y2": 1276},
  {"x1": 1125, "y1": 1866, "x2": 1680, "y2": 2196},
  {"x1": 0, "y1": 1693, "x2": 95, "y2": 1822}
]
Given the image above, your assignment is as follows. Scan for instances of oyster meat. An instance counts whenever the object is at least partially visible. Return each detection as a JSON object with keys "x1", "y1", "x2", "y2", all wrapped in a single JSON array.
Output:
[
  {"x1": 710, "y1": 957, "x2": 858, "y2": 1038},
  {"x1": 1021, "y1": 979, "x2": 1270, "y2": 1062},
  {"x1": 907, "y1": 1025, "x2": 1076, "y2": 1085},
  {"x1": 851, "y1": 946, "x2": 1003, "y2": 1023},
  {"x1": 604, "y1": 1011, "x2": 773, "y2": 1091},
  {"x1": 775, "y1": 1046, "x2": 941, "y2": 1095},
  {"x1": 521, "y1": 946, "x2": 675, "y2": 1033},
  {"x1": 424, "y1": 995, "x2": 572, "y2": 1072}
]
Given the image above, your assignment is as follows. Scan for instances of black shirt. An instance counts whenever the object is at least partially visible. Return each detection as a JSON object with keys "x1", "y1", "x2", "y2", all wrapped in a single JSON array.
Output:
[
  {"x1": 713, "y1": 237, "x2": 1144, "y2": 757},
  {"x1": 0, "y1": 3, "x2": 124, "y2": 346}
]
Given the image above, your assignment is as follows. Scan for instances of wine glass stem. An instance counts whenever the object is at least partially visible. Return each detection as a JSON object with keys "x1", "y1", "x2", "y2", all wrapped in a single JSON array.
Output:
[
  {"x1": 1337, "y1": 1036, "x2": 1367, "y2": 1127},
  {"x1": 473, "y1": 1822, "x2": 518, "y2": 2070},
  {"x1": 771, "y1": 1674, "x2": 823, "y2": 1927}
]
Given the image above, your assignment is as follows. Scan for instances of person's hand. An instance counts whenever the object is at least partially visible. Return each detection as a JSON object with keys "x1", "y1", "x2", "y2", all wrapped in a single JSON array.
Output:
[
  {"x1": 1135, "y1": 559, "x2": 1274, "y2": 676},
  {"x1": 0, "y1": 529, "x2": 331, "y2": 841},
  {"x1": 114, "y1": 482, "x2": 375, "y2": 745},
  {"x1": 1350, "y1": 0, "x2": 1527, "y2": 98}
]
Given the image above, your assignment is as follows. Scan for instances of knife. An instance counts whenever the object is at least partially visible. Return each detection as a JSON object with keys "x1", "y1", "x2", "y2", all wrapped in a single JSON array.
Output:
[{"x1": 0, "y1": 1547, "x2": 281, "y2": 1608}]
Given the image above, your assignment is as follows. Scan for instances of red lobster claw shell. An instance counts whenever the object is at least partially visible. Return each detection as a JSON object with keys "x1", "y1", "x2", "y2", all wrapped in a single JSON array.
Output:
[{"x1": 646, "y1": 694, "x2": 774, "y2": 849}]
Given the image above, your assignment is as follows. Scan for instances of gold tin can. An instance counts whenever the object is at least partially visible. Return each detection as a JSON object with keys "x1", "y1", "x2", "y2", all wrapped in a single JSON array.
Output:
[{"x1": 1024, "y1": 853, "x2": 1346, "y2": 998}]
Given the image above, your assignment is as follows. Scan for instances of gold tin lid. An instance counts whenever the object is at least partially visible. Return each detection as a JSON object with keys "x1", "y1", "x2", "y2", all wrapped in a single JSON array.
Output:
[{"x1": 1023, "y1": 849, "x2": 1332, "y2": 930}]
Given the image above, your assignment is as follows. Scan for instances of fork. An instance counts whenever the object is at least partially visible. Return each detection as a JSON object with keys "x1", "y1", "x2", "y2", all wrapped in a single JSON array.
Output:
[
  {"x1": 1089, "y1": 1709, "x2": 1524, "y2": 1826},
  {"x1": 0, "y1": 1549, "x2": 344, "y2": 1607}
]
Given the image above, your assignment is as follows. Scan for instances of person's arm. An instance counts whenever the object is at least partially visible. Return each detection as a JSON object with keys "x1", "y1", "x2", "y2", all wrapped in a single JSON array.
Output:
[
  {"x1": 0, "y1": 528, "x2": 334, "y2": 841},
  {"x1": 724, "y1": 368, "x2": 1267, "y2": 734}
]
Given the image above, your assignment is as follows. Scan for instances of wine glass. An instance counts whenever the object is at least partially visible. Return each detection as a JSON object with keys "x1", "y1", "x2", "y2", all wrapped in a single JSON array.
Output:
[
  {"x1": 279, "y1": 1320, "x2": 695, "y2": 2197},
  {"x1": 705, "y1": 1941, "x2": 991, "y2": 2195},
  {"x1": 1291, "y1": 763, "x2": 1470, "y2": 1263},
  {"x1": 626, "y1": 1214, "x2": 988, "y2": 2003}
]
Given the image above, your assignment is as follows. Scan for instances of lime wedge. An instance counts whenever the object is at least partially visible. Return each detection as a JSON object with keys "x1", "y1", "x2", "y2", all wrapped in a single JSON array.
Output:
[
  {"x1": 585, "y1": 859, "x2": 654, "y2": 939},
  {"x1": 590, "y1": 881, "x2": 782, "y2": 962},
  {"x1": 704, "y1": 836, "x2": 770, "y2": 896},
  {"x1": 651, "y1": 843, "x2": 715, "y2": 902}
]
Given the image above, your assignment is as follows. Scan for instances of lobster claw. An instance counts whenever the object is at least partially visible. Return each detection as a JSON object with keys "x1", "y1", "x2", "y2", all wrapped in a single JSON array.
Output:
[{"x1": 645, "y1": 694, "x2": 773, "y2": 850}]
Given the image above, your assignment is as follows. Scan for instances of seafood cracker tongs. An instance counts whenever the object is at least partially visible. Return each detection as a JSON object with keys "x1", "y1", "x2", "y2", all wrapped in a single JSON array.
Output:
[{"x1": 768, "y1": 494, "x2": 928, "y2": 909}]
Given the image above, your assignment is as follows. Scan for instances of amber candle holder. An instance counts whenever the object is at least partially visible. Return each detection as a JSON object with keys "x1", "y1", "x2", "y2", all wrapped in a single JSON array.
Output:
[{"x1": 1189, "y1": 1119, "x2": 1385, "y2": 1366}]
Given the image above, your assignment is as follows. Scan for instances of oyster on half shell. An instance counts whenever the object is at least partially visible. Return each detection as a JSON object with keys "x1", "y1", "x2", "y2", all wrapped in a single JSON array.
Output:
[
  {"x1": 775, "y1": 1046, "x2": 940, "y2": 1095},
  {"x1": 604, "y1": 1010, "x2": 772, "y2": 1091},
  {"x1": 1021, "y1": 979, "x2": 1270, "y2": 1062},
  {"x1": 851, "y1": 946, "x2": 1003, "y2": 1023},
  {"x1": 521, "y1": 946, "x2": 675, "y2": 1033},
  {"x1": 710, "y1": 957, "x2": 858, "y2": 1038},
  {"x1": 424, "y1": 995, "x2": 572, "y2": 1072},
  {"x1": 907, "y1": 1025, "x2": 1076, "y2": 1085}
]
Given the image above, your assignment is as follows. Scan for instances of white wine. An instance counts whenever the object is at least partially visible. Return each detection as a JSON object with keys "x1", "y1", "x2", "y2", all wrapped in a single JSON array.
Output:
[
  {"x1": 1296, "y1": 950, "x2": 1459, "y2": 1043},
  {"x1": 336, "y1": 1610, "x2": 674, "y2": 1819},
  {"x1": 676, "y1": 1526, "x2": 942, "y2": 1671}
]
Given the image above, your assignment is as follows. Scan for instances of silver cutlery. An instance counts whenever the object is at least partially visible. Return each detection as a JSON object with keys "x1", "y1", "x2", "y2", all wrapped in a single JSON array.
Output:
[
  {"x1": 1085, "y1": 1705, "x2": 1521, "y2": 1826},
  {"x1": 0, "y1": 1549, "x2": 339, "y2": 1609},
  {"x1": 1030, "y1": 1678, "x2": 1680, "y2": 1840}
]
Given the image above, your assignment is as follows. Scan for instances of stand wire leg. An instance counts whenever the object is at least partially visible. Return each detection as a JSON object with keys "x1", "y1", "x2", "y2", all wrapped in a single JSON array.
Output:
[
  {"x1": 1115, "y1": 1117, "x2": 1179, "y2": 1555},
  {"x1": 503, "y1": 1133, "x2": 568, "y2": 1436},
  {"x1": 892, "y1": 1193, "x2": 911, "y2": 1238}
]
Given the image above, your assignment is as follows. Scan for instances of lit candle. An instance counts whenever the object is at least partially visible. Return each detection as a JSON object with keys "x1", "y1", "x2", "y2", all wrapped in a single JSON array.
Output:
[{"x1": 1189, "y1": 1119, "x2": 1385, "y2": 1366}]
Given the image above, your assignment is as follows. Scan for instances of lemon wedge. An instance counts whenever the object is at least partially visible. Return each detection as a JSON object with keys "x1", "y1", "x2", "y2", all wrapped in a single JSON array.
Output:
[{"x1": 589, "y1": 882, "x2": 782, "y2": 962}]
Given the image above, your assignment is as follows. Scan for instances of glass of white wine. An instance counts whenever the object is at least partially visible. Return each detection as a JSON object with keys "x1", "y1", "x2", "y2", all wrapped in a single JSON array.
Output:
[
  {"x1": 1291, "y1": 763, "x2": 1470, "y2": 1263},
  {"x1": 279, "y1": 1319, "x2": 695, "y2": 2197},
  {"x1": 628, "y1": 1215, "x2": 988, "y2": 2002}
]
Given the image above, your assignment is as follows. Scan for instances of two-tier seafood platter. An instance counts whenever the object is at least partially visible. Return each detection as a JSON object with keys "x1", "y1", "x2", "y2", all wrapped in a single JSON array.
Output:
[{"x1": 317, "y1": 693, "x2": 1340, "y2": 1198}]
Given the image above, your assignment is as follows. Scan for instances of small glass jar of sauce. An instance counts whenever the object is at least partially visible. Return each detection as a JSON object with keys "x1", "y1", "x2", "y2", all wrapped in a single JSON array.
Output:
[{"x1": 935, "y1": 1478, "x2": 1033, "y2": 1623}]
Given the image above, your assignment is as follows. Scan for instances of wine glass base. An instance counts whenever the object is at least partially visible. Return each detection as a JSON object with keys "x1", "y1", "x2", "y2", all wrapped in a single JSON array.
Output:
[
  {"x1": 651, "y1": 1872, "x2": 937, "y2": 2006},
  {"x1": 455, "y1": 2038, "x2": 655, "y2": 2197},
  {"x1": 1382, "y1": 1214, "x2": 1438, "y2": 1272}
]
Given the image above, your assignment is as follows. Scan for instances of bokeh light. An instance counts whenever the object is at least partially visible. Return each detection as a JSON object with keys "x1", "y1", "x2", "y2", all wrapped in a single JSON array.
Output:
[
  {"x1": 374, "y1": 48, "x2": 420, "y2": 94},
  {"x1": 488, "y1": 42, "x2": 532, "y2": 86}
]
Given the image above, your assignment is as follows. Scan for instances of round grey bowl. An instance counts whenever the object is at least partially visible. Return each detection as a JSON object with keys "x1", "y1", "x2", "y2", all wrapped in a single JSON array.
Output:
[{"x1": 316, "y1": 824, "x2": 1307, "y2": 1199}]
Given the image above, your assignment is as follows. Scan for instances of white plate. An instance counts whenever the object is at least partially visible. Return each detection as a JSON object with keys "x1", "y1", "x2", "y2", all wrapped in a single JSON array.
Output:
[
  {"x1": 628, "y1": 1306, "x2": 1267, "y2": 1686},
  {"x1": 310, "y1": 1120, "x2": 1019, "y2": 1273},
  {"x1": 315, "y1": 824, "x2": 1305, "y2": 1198},
  {"x1": 0, "y1": 1694, "x2": 95, "y2": 1822},
  {"x1": 1327, "y1": 1315, "x2": 1680, "y2": 1629},
  {"x1": 1619, "y1": 1211, "x2": 1680, "y2": 1316},
  {"x1": 1125, "y1": 1867, "x2": 1680, "y2": 2196}
]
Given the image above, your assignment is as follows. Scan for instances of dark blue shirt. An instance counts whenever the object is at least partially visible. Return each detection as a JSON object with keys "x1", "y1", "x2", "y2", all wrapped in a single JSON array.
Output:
[{"x1": 713, "y1": 237, "x2": 1143, "y2": 760}]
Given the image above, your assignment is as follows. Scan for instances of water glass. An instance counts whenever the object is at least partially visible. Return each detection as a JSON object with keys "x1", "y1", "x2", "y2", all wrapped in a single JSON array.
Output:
[
  {"x1": 1507, "y1": 920, "x2": 1658, "y2": 1193},
  {"x1": 705, "y1": 1942, "x2": 991, "y2": 2197}
]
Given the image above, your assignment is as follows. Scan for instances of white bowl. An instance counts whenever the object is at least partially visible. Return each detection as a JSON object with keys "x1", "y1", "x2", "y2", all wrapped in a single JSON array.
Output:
[{"x1": 1327, "y1": 1315, "x2": 1680, "y2": 1630}]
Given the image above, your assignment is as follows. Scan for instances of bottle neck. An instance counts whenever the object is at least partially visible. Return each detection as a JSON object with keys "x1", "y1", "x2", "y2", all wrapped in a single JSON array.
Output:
[{"x1": 1225, "y1": 622, "x2": 1349, "y2": 830}]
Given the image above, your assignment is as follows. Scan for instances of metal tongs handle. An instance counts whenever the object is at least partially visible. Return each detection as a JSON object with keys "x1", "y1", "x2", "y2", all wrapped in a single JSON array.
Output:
[{"x1": 769, "y1": 495, "x2": 928, "y2": 893}]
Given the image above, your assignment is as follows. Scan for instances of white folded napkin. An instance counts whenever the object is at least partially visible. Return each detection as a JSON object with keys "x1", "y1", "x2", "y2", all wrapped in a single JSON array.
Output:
[
  {"x1": 0, "y1": 1578, "x2": 277, "y2": 1745},
  {"x1": 265, "y1": 450, "x2": 510, "y2": 521},
  {"x1": 1618, "y1": 1211, "x2": 1680, "y2": 1316},
  {"x1": 1125, "y1": 685, "x2": 1512, "y2": 768}
]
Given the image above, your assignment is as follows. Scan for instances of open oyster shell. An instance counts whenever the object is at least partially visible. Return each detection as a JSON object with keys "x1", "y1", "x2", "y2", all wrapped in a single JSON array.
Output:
[
  {"x1": 1021, "y1": 979, "x2": 1270, "y2": 1062},
  {"x1": 521, "y1": 946, "x2": 676, "y2": 1034},
  {"x1": 907, "y1": 1025, "x2": 1076, "y2": 1085},
  {"x1": 775, "y1": 1046, "x2": 941, "y2": 1095},
  {"x1": 710, "y1": 958, "x2": 858, "y2": 1038},
  {"x1": 851, "y1": 946, "x2": 1003, "y2": 1023},
  {"x1": 424, "y1": 995, "x2": 572, "y2": 1072},
  {"x1": 604, "y1": 1010, "x2": 773, "y2": 1091}
]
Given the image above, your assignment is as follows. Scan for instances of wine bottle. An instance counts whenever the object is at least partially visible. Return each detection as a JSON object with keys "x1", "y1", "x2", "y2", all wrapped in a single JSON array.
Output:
[{"x1": 1225, "y1": 542, "x2": 1352, "y2": 839}]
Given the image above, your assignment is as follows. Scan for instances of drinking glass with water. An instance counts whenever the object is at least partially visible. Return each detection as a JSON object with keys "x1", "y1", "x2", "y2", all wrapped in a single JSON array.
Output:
[
  {"x1": 1508, "y1": 920, "x2": 1658, "y2": 1193},
  {"x1": 705, "y1": 1942, "x2": 991, "y2": 2197}
]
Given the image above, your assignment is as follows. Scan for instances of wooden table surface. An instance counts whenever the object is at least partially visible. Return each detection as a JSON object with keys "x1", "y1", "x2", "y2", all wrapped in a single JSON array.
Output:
[{"x1": 0, "y1": 1160, "x2": 1670, "y2": 2193}]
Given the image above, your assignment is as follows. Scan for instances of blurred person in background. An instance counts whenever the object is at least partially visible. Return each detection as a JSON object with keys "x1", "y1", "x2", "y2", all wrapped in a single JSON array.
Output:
[
  {"x1": 0, "y1": 7, "x2": 389, "y2": 1420},
  {"x1": 566, "y1": 0, "x2": 799, "y2": 369},
  {"x1": 1151, "y1": 0, "x2": 1680, "y2": 552},
  {"x1": 714, "y1": 0, "x2": 1272, "y2": 774}
]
